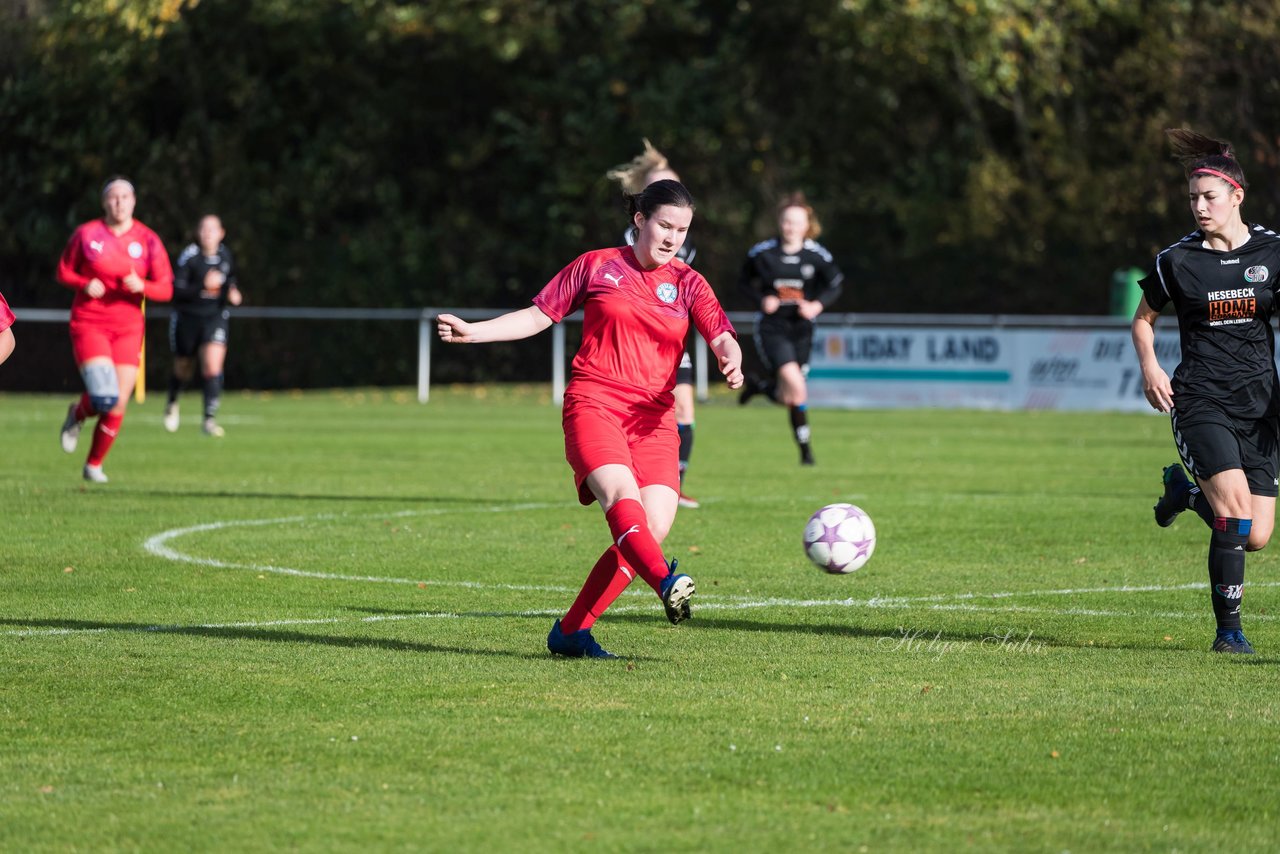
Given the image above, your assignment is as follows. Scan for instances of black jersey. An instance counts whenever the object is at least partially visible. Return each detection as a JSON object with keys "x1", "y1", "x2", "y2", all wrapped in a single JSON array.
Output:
[
  {"x1": 1140, "y1": 224, "x2": 1280, "y2": 419},
  {"x1": 739, "y1": 238, "x2": 843, "y2": 324},
  {"x1": 173, "y1": 242, "x2": 238, "y2": 318}
]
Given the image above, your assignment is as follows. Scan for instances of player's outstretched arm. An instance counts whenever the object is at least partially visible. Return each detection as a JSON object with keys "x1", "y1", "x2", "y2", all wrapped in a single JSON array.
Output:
[
  {"x1": 709, "y1": 331, "x2": 744, "y2": 389},
  {"x1": 437, "y1": 305, "x2": 554, "y2": 344}
]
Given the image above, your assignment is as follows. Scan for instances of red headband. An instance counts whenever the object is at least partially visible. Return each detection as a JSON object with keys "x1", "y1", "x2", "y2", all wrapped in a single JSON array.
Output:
[{"x1": 1192, "y1": 167, "x2": 1242, "y2": 190}]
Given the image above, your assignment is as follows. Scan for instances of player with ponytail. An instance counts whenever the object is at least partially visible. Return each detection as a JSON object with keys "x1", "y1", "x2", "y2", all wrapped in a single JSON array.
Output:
[
  {"x1": 437, "y1": 179, "x2": 743, "y2": 658},
  {"x1": 1135, "y1": 128, "x2": 1280, "y2": 654},
  {"x1": 608, "y1": 140, "x2": 704, "y2": 508},
  {"x1": 738, "y1": 192, "x2": 844, "y2": 466}
]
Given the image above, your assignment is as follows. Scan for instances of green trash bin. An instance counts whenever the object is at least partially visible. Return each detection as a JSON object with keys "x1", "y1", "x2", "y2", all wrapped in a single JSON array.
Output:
[{"x1": 1111, "y1": 266, "x2": 1144, "y2": 316}]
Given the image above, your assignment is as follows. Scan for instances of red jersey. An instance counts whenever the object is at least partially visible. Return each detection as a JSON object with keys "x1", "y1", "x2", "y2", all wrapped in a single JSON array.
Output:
[
  {"x1": 533, "y1": 246, "x2": 735, "y2": 410},
  {"x1": 0, "y1": 291, "x2": 14, "y2": 333},
  {"x1": 57, "y1": 219, "x2": 173, "y2": 327}
]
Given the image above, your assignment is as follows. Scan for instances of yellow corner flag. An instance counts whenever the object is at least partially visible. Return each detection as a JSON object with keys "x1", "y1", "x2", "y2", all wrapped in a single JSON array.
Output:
[{"x1": 136, "y1": 298, "x2": 146, "y2": 402}]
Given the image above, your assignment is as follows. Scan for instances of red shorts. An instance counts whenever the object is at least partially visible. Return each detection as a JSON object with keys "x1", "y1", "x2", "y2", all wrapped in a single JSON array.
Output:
[
  {"x1": 69, "y1": 319, "x2": 143, "y2": 367},
  {"x1": 562, "y1": 393, "x2": 679, "y2": 505}
]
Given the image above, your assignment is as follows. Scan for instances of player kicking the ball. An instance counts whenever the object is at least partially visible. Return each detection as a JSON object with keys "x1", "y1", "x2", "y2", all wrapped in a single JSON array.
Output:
[{"x1": 437, "y1": 179, "x2": 743, "y2": 658}]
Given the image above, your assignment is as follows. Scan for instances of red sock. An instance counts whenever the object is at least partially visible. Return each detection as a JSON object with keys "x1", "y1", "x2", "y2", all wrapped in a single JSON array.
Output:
[
  {"x1": 74, "y1": 393, "x2": 95, "y2": 421},
  {"x1": 561, "y1": 546, "x2": 636, "y2": 634},
  {"x1": 604, "y1": 498, "x2": 670, "y2": 594},
  {"x1": 86, "y1": 412, "x2": 124, "y2": 467}
]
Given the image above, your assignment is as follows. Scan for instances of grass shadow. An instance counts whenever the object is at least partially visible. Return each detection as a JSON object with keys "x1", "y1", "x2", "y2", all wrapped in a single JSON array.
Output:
[
  {"x1": 0, "y1": 617, "x2": 549, "y2": 661},
  {"x1": 597, "y1": 612, "x2": 1148, "y2": 651}
]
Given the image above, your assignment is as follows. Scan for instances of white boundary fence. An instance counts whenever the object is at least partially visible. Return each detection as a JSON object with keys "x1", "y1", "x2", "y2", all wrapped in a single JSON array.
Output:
[{"x1": 12, "y1": 307, "x2": 1179, "y2": 410}]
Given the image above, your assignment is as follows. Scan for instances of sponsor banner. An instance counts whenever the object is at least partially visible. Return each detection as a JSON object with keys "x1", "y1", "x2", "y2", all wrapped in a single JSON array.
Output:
[
  {"x1": 807, "y1": 326, "x2": 1186, "y2": 412},
  {"x1": 807, "y1": 327, "x2": 1011, "y2": 409},
  {"x1": 1010, "y1": 329, "x2": 1181, "y2": 411}
]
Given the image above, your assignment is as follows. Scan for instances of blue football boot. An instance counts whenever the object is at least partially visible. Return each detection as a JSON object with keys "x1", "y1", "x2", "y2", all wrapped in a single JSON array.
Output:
[
  {"x1": 660, "y1": 560, "x2": 695, "y2": 625},
  {"x1": 1154, "y1": 463, "x2": 1192, "y2": 528},
  {"x1": 1211, "y1": 629, "x2": 1255, "y2": 655},
  {"x1": 546, "y1": 619, "x2": 619, "y2": 659}
]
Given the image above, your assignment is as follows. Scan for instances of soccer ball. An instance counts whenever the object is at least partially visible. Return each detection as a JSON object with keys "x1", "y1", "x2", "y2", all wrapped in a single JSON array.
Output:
[{"x1": 803, "y1": 503, "x2": 876, "y2": 574}]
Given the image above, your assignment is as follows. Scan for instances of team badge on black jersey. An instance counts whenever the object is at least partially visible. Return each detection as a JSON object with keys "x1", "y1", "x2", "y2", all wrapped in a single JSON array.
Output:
[{"x1": 1245, "y1": 265, "x2": 1269, "y2": 283}]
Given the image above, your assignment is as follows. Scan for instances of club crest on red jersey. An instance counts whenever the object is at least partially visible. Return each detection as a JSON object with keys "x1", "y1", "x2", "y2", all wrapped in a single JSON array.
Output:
[
  {"x1": 655, "y1": 282, "x2": 678, "y2": 304},
  {"x1": 128, "y1": 242, "x2": 143, "y2": 259}
]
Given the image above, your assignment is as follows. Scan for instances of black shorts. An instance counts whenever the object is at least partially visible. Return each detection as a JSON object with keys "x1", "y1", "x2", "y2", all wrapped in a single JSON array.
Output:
[
  {"x1": 169, "y1": 311, "x2": 230, "y2": 358},
  {"x1": 675, "y1": 351, "x2": 693, "y2": 387},
  {"x1": 754, "y1": 315, "x2": 814, "y2": 373},
  {"x1": 1171, "y1": 404, "x2": 1280, "y2": 497}
]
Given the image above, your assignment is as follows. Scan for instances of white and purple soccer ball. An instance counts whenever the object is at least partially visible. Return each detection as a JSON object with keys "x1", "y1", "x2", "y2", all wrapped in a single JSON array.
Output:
[{"x1": 803, "y1": 503, "x2": 876, "y2": 574}]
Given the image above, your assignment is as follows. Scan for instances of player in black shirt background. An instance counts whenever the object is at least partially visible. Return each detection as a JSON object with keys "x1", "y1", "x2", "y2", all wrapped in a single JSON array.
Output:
[
  {"x1": 1132, "y1": 128, "x2": 1280, "y2": 654},
  {"x1": 738, "y1": 192, "x2": 844, "y2": 465},
  {"x1": 164, "y1": 214, "x2": 242, "y2": 437},
  {"x1": 608, "y1": 140, "x2": 702, "y2": 508}
]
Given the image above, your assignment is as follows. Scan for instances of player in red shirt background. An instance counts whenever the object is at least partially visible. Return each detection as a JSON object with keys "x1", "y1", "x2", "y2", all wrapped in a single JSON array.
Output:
[
  {"x1": 437, "y1": 179, "x2": 744, "y2": 658},
  {"x1": 0, "y1": 290, "x2": 16, "y2": 366},
  {"x1": 56, "y1": 177, "x2": 174, "y2": 482}
]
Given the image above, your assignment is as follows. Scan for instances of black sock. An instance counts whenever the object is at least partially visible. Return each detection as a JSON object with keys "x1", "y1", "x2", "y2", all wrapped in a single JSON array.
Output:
[
  {"x1": 1208, "y1": 518, "x2": 1249, "y2": 631},
  {"x1": 1187, "y1": 489, "x2": 1217, "y2": 528},
  {"x1": 167, "y1": 374, "x2": 183, "y2": 406},
  {"x1": 677, "y1": 423, "x2": 694, "y2": 485},
  {"x1": 202, "y1": 374, "x2": 223, "y2": 420},
  {"x1": 789, "y1": 405, "x2": 812, "y2": 460}
]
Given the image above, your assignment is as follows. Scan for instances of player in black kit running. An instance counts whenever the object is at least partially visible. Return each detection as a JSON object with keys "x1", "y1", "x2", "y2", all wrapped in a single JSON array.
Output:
[
  {"x1": 1133, "y1": 128, "x2": 1280, "y2": 655},
  {"x1": 164, "y1": 214, "x2": 242, "y2": 437},
  {"x1": 739, "y1": 192, "x2": 843, "y2": 465}
]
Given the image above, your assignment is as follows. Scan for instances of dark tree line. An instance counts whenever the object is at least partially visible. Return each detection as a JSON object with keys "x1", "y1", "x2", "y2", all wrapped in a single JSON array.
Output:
[{"x1": 5, "y1": 0, "x2": 1280, "y2": 387}]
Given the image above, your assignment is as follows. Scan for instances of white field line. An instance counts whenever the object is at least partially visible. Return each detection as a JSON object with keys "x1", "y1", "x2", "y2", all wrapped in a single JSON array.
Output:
[
  {"x1": 141, "y1": 505, "x2": 581, "y2": 593},
  {"x1": 7, "y1": 509, "x2": 1269, "y2": 639},
  {"x1": 145, "y1": 510, "x2": 1280, "y2": 606}
]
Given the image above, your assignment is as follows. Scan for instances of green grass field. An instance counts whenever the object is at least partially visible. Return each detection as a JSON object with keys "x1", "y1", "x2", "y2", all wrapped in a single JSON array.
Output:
[{"x1": 3, "y1": 387, "x2": 1277, "y2": 852}]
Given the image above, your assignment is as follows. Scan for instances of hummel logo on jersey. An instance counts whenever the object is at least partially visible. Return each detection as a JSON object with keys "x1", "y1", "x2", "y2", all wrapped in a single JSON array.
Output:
[
  {"x1": 616, "y1": 524, "x2": 641, "y2": 547},
  {"x1": 602, "y1": 272, "x2": 622, "y2": 287},
  {"x1": 1220, "y1": 258, "x2": 1240, "y2": 265},
  {"x1": 89, "y1": 240, "x2": 104, "y2": 253}
]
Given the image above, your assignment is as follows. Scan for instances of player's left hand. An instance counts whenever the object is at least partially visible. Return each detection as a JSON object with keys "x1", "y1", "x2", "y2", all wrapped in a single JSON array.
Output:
[
  {"x1": 798, "y1": 300, "x2": 824, "y2": 321},
  {"x1": 228, "y1": 286, "x2": 243, "y2": 307},
  {"x1": 122, "y1": 267, "x2": 146, "y2": 294},
  {"x1": 719, "y1": 354, "x2": 744, "y2": 389}
]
